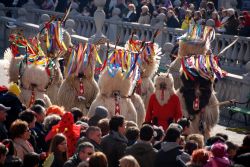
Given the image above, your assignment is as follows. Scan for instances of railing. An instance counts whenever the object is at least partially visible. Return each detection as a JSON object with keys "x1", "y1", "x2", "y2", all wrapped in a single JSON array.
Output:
[
  {"x1": 0, "y1": 16, "x2": 250, "y2": 122},
  {"x1": 1, "y1": 6, "x2": 250, "y2": 74}
]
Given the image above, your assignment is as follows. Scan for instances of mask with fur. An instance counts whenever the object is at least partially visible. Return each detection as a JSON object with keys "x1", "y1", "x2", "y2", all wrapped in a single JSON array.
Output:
[
  {"x1": 154, "y1": 73, "x2": 175, "y2": 106},
  {"x1": 179, "y1": 73, "x2": 212, "y2": 116}
]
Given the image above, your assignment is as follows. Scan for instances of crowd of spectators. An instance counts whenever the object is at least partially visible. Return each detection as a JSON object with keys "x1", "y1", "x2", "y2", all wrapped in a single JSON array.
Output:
[
  {"x1": 0, "y1": 84, "x2": 250, "y2": 167},
  {"x1": 1, "y1": 0, "x2": 249, "y2": 36}
]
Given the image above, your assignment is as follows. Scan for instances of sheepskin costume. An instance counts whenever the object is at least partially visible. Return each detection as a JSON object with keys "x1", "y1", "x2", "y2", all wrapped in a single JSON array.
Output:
[
  {"x1": 4, "y1": 48, "x2": 23, "y2": 83},
  {"x1": 173, "y1": 25, "x2": 221, "y2": 139},
  {"x1": 88, "y1": 69, "x2": 137, "y2": 123},
  {"x1": 130, "y1": 93, "x2": 146, "y2": 127},
  {"x1": 4, "y1": 30, "x2": 27, "y2": 83},
  {"x1": 45, "y1": 61, "x2": 64, "y2": 105},
  {"x1": 145, "y1": 73, "x2": 182, "y2": 130},
  {"x1": 19, "y1": 63, "x2": 52, "y2": 107},
  {"x1": 57, "y1": 44, "x2": 99, "y2": 115},
  {"x1": 125, "y1": 39, "x2": 159, "y2": 109},
  {"x1": 38, "y1": 25, "x2": 73, "y2": 104},
  {"x1": 176, "y1": 74, "x2": 219, "y2": 140}
]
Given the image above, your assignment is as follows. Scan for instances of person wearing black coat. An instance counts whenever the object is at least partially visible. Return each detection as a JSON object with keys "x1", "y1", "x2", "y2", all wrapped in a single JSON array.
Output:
[
  {"x1": 167, "y1": 10, "x2": 180, "y2": 28},
  {"x1": 101, "y1": 116, "x2": 128, "y2": 167},
  {"x1": 154, "y1": 126, "x2": 184, "y2": 167},
  {"x1": 123, "y1": 3, "x2": 138, "y2": 22},
  {"x1": 224, "y1": 9, "x2": 239, "y2": 35},
  {"x1": 77, "y1": 126, "x2": 103, "y2": 152},
  {"x1": 125, "y1": 125, "x2": 158, "y2": 167},
  {"x1": 63, "y1": 142, "x2": 95, "y2": 167},
  {"x1": 55, "y1": 0, "x2": 68, "y2": 13}
]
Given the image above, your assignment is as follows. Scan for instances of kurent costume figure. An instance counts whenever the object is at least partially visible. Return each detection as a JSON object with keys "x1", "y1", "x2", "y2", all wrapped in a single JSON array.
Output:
[
  {"x1": 172, "y1": 25, "x2": 226, "y2": 139},
  {"x1": 145, "y1": 73, "x2": 182, "y2": 130},
  {"x1": 125, "y1": 38, "x2": 159, "y2": 110},
  {"x1": 57, "y1": 43, "x2": 99, "y2": 115},
  {"x1": 18, "y1": 52, "x2": 52, "y2": 108},
  {"x1": 88, "y1": 68, "x2": 137, "y2": 123},
  {"x1": 38, "y1": 21, "x2": 73, "y2": 104}
]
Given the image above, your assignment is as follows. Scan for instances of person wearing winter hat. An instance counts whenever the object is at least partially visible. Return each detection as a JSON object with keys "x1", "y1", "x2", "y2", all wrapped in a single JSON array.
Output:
[
  {"x1": 205, "y1": 142, "x2": 230, "y2": 167},
  {"x1": 88, "y1": 106, "x2": 108, "y2": 126},
  {"x1": 8, "y1": 82, "x2": 21, "y2": 97}
]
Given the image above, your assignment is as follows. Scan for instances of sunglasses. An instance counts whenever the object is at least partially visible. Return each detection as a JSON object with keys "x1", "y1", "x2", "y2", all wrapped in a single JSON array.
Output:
[{"x1": 87, "y1": 152, "x2": 93, "y2": 156}]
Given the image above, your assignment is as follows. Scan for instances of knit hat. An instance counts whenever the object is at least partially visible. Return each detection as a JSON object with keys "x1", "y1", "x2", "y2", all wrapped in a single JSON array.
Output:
[
  {"x1": 8, "y1": 82, "x2": 21, "y2": 96},
  {"x1": 211, "y1": 142, "x2": 227, "y2": 158},
  {"x1": 88, "y1": 106, "x2": 108, "y2": 126}
]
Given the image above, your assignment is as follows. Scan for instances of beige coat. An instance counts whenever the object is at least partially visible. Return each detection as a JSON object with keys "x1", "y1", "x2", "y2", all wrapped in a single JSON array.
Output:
[
  {"x1": 138, "y1": 14, "x2": 151, "y2": 24},
  {"x1": 13, "y1": 138, "x2": 34, "y2": 160}
]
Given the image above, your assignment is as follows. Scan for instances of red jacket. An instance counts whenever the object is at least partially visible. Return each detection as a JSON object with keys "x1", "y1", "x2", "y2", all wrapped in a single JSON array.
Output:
[{"x1": 145, "y1": 94, "x2": 182, "y2": 130}]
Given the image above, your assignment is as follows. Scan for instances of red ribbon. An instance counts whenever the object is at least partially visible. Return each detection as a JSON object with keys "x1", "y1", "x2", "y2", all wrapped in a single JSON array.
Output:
[
  {"x1": 114, "y1": 97, "x2": 120, "y2": 115},
  {"x1": 29, "y1": 90, "x2": 35, "y2": 108},
  {"x1": 135, "y1": 79, "x2": 142, "y2": 95},
  {"x1": 79, "y1": 80, "x2": 84, "y2": 95}
]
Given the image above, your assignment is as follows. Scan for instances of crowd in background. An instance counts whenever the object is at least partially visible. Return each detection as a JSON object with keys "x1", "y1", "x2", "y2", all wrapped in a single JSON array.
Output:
[
  {"x1": 1, "y1": 0, "x2": 250, "y2": 36},
  {"x1": 0, "y1": 85, "x2": 250, "y2": 167},
  {"x1": 0, "y1": 0, "x2": 250, "y2": 36}
]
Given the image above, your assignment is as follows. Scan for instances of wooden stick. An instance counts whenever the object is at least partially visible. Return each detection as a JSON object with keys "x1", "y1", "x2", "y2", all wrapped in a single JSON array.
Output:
[{"x1": 210, "y1": 99, "x2": 236, "y2": 107}]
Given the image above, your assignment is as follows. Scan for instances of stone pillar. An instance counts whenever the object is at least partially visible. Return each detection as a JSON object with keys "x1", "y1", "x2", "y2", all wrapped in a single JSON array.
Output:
[
  {"x1": 107, "y1": 8, "x2": 121, "y2": 43},
  {"x1": 0, "y1": 3, "x2": 5, "y2": 16},
  {"x1": 90, "y1": 0, "x2": 107, "y2": 45},
  {"x1": 17, "y1": 8, "x2": 28, "y2": 22},
  {"x1": 65, "y1": 19, "x2": 76, "y2": 35},
  {"x1": 240, "y1": 61, "x2": 250, "y2": 103},
  {"x1": 39, "y1": 14, "x2": 50, "y2": 31},
  {"x1": 153, "y1": 13, "x2": 166, "y2": 46}
]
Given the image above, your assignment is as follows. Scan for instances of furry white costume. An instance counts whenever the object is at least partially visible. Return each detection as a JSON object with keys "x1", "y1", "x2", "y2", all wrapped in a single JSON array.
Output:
[
  {"x1": 19, "y1": 64, "x2": 52, "y2": 107},
  {"x1": 130, "y1": 93, "x2": 146, "y2": 127},
  {"x1": 57, "y1": 44, "x2": 99, "y2": 115},
  {"x1": 125, "y1": 39, "x2": 159, "y2": 109},
  {"x1": 88, "y1": 69, "x2": 137, "y2": 123},
  {"x1": 38, "y1": 26, "x2": 73, "y2": 104},
  {"x1": 145, "y1": 73, "x2": 182, "y2": 130}
]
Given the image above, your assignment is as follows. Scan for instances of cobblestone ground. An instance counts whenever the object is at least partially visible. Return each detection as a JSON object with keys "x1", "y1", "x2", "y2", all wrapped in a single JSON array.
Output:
[{"x1": 0, "y1": 59, "x2": 247, "y2": 145}]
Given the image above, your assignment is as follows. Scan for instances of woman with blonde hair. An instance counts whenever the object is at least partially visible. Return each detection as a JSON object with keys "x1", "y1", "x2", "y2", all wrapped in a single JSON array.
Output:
[{"x1": 119, "y1": 155, "x2": 140, "y2": 167}]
